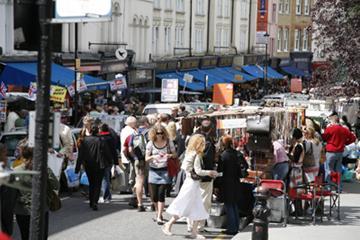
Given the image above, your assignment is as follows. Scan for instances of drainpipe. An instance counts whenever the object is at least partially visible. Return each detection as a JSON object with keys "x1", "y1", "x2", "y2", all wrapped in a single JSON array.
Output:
[
  {"x1": 230, "y1": 0, "x2": 235, "y2": 47},
  {"x1": 189, "y1": 0, "x2": 193, "y2": 56},
  {"x1": 247, "y1": 0, "x2": 253, "y2": 54},
  {"x1": 206, "y1": 0, "x2": 211, "y2": 54}
]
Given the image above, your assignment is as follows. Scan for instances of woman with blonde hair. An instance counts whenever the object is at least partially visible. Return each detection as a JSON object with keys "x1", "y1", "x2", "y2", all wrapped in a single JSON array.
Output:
[
  {"x1": 162, "y1": 134, "x2": 218, "y2": 239},
  {"x1": 145, "y1": 124, "x2": 177, "y2": 224}
]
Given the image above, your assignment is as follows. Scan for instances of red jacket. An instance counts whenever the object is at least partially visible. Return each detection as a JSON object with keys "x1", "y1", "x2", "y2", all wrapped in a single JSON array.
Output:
[{"x1": 322, "y1": 124, "x2": 356, "y2": 153}]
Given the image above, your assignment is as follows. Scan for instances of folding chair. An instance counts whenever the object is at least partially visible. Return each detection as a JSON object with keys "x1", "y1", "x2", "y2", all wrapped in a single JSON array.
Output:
[
  {"x1": 288, "y1": 184, "x2": 322, "y2": 225},
  {"x1": 314, "y1": 172, "x2": 341, "y2": 220},
  {"x1": 259, "y1": 179, "x2": 287, "y2": 227}
]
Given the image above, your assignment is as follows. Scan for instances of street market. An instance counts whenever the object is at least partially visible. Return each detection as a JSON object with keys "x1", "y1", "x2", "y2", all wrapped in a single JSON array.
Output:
[{"x1": 0, "y1": 1, "x2": 360, "y2": 240}]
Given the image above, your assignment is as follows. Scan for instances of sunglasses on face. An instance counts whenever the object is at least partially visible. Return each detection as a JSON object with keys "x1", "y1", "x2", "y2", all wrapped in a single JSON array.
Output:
[{"x1": 156, "y1": 132, "x2": 164, "y2": 135}]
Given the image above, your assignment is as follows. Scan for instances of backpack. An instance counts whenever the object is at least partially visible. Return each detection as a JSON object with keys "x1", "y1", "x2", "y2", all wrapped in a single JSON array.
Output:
[
  {"x1": 303, "y1": 140, "x2": 316, "y2": 168},
  {"x1": 132, "y1": 129, "x2": 149, "y2": 160}
]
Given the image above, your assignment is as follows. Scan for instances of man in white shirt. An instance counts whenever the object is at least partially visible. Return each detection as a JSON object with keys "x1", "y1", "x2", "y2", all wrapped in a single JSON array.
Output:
[{"x1": 4, "y1": 110, "x2": 19, "y2": 132}]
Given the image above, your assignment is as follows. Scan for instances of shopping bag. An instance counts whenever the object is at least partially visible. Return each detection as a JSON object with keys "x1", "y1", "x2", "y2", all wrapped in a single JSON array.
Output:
[
  {"x1": 80, "y1": 172, "x2": 89, "y2": 186},
  {"x1": 64, "y1": 165, "x2": 80, "y2": 188},
  {"x1": 48, "y1": 153, "x2": 64, "y2": 180},
  {"x1": 111, "y1": 165, "x2": 125, "y2": 192}
]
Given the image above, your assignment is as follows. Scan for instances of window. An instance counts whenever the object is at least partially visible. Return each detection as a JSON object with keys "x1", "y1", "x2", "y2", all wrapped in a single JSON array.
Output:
[
  {"x1": 164, "y1": 26, "x2": 171, "y2": 54},
  {"x1": 216, "y1": 28, "x2": 222, "y2": 47},
  {"x1": 278, "y1": 0, "x2": 283, "y2": 13},
  {"x1": 222, "y1": 28, "x2": 229, "y2": 47},
  {"x1": 296, "y1": 0, "x2": 301, "y2": 15},
  {"x1": 165, "y1": 0, "x2": 172, "y2": 10},
  {"x1": 277, "y1": 28, "x2": 282, "y2": 52},
  {"x1": 154, "y1": 0, "x2": 161, "y2": 9},
  {"x1": 272, "y1": 4, "x2": 277, "y2": 22},
  {"x1": 196, "y1": 0, "x2": 204, "y2": 15},
  {"x1": 152, "y1": 26, "x2": 159, "y2": 54},
  {"x1": 284, "y1": 0, "x2": 290, "y2": 14},
  {"x1": 283, "y1": 28, "x2": 289, "y2": 51},
  {"x1": 224, "y1": 0, "x2": 230, "y2": 17},
  {"x1": 175, "y1": 26, "x2": 184, "y2": 47},
  {"x1": 304, "y1": 0, "x2": 310, "y2": 15},
  {"x1": 303, "y1": 28, "x2": 308, "y2": 51},
  {"x1": 294, "y1": 29, "x2": 300, "y2": 51},
  {"x1": 217, "y1": 0, "x2": 223, "y2": 17},
  {"x1": 176, "y1": 0, "x2": 184, "y2": 12},
  {"x1": 195, "y1": 28, "x2": 204, "y2": 52},
  {"x1": 240, "y1": 0, "x2": 247, "y2": 17},
  {"x1": 239, "y1": 29, "x2": 247, "y2": 51}
]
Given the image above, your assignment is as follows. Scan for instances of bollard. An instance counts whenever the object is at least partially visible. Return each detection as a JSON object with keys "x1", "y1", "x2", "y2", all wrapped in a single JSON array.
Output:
[{"x1": 252, "y1": 186, "x2": 271, "y2": 240}]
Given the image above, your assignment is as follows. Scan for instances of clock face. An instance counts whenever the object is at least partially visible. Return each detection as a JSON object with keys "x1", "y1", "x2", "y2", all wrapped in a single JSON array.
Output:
[{"x1": 115, "y1": 48, "x2": 128, "y2": 61}]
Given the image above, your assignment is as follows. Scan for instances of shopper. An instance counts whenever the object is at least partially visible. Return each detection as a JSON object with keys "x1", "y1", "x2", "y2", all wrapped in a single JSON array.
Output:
[
  {"x1": 303, "y1": 127, "x2": 322, "y2": 183},
  {"x1": 272, "y1": 138, "x2": 289, "y2": 181},
  {"x1": 217, "y1": 135, "x2": 242, "y2": 235},
  {"x1": 75, "y1": 125, "x2": 104, "y2": 211},
  {"x1": 162, "y1": 134, "x2": 218, "y2": 239},
  {"x1": 145, "y1": 124, "x2": 177, "y2": 225},
  {"x1": 98, "y1": 123, "x2": 118, "y2": 203},
  {"x1": 14, "y1": 146, "x2": 59, "y2": 240},
  {"x1": 322, "y1": 112, "x2": 356, "y2": 183}
]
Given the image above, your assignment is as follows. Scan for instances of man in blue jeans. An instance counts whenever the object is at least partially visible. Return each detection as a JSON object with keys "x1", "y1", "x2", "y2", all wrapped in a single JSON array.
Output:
[{"x1": 322, "y1": 112, "x2": 356, "y2": 184}]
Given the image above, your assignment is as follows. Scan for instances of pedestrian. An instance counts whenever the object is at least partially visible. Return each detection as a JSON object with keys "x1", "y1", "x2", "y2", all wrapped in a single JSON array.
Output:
[
  {"x1": 216, "y1": 135, "x2": 242, "y2": 235},
  {"x1": 0, "y1": 143, "x2": 18, "y2": 236},
  {"x1": 288, "y1": 128, "x2": 305, "y2": 216},
  {"x1": 129, "y1": 117, "x2": 150, "y2": 211},
  {"x1": 75, "y1": 124, "x2": 104, "y2": 211},
  {"x1": 162, "y1": 134, "x2": 218, "y2": 239},
  {"x1": 98, "y1": 123, "x2": 118, "y2": 203},
  {"x1": 303, "y1": 127, "x2": 322, "y2": 183},
  {"x1": 4, "y1": 106, "x2": 20, "y2": 132},
  {"x1": 194, "y1": 117, "x2": 217, "y2": 231},
  {"x1": 272, "y1": 138, "x2": 289, "y2": 181},
  {"x1": 13, "y1": 146, "x2": 59, "y2": 240},
  {"x1": 145, "y1": 124, "x2": 177, "y2": 225},
  {"x1": 322, "y1": 112, "x2": 356, "y2": 183}
]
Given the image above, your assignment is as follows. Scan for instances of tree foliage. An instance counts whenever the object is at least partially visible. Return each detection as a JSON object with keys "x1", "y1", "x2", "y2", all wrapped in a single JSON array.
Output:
[{"x1": 312, "y1": 0, "x2": 360, "y2": 84}]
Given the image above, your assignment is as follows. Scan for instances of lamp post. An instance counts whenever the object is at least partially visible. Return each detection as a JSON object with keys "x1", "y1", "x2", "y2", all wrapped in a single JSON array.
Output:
[{"x1": 263, "y1": 32, "x2": 270, "y2": 95}]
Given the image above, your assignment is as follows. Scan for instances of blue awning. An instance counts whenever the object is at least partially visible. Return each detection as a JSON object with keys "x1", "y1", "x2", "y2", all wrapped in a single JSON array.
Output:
[
  {"x1": 220, "y1": 67, "x2": 257, "y2": 82},
  {"x1": 281, "y1": 66, "x2": 308, "y2": 77},
  {"x1": 156, "y1": 72, "x2": 204, "y2": 91},
  {"x1": 0, "y1": 62, "x2": 106, "y2": 88},
  {"x1": 242, "y1": 65, "x2": 284, "y2": 79},
  {"x1": 199, "y1": 68, "x2": 234, "y2": 83}
]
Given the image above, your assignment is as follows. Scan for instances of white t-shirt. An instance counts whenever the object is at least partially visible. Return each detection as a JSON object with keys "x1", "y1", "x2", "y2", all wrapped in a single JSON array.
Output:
[
  {"x1": 120, "y1": 126, "x2": 136, "y2": 164},
  {"x1": 5, "y1": 111, "x2": 20, "y2": 132},
  {"x1": 146, "y1": 140, "x2": 175, "y2": 169}
]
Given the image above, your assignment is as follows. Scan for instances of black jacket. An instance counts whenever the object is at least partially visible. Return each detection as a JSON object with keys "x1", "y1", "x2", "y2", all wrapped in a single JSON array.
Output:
[
  {"x1": 217, "y1": 148, "x2": 242, "y2": 203},
  {"x1": 99, "y1": 132, "x2": 118, "y2": 168},
  {"x1": 75, "y1": 135, "x2": 102, "y2": 172},
  {"x1": 198, "y1": 132, "x2": 216, "y2": 182}
]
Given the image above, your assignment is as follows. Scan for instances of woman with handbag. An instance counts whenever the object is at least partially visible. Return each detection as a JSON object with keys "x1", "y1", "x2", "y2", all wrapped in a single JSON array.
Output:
[
  {"x1": 162, "y1": 134, "x2": 218, "y2": 239},
  {"x1": 145, "y1": 124, "x2": 177, "y2": 225}
]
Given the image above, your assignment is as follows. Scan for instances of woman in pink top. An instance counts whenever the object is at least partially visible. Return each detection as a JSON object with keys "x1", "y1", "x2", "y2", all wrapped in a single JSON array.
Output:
[{"x1": 272, "y1": 139, "x2": 289, "y2": 181}]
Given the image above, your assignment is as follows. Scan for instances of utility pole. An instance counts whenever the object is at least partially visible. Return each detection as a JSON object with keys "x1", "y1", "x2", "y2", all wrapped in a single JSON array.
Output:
[
  {"x1": 29, "y1": 0, "x2": 52, "y2": 239},
  {"x1": 74, "y1": 23, "x2": 79, "y2": 125},
  {"x1": 264, "y1": 32, "x2": 270, "y2": 95}
]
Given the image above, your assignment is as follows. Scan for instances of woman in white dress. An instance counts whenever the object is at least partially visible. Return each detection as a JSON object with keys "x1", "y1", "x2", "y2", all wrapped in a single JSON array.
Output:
[{"x1": 162, "y1": 134, "x2": 218, "y2": 239}]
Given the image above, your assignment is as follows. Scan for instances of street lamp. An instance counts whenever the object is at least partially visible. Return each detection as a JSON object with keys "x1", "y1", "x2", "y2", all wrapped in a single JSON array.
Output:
[{"x1": 263, "y1": 32, "x2": 270, "y2": 95}]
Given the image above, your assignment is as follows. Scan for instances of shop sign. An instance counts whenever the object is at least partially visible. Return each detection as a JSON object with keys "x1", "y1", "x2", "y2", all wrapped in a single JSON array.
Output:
[
  {"x1": 213, "y1": 83, "x2": 234, "y2": 105},
  {"x1": 161, "y1": 79, "x2": 178, "y2": 102},
  {"x1": 184, "y1": 73, "x2": 194, "y2": 83},
  {"x1": 0, "y1": 101, "x2": 7, "y2": 123},
  {"x1": 29, "y1": 83, "x2": 67, "y2": 102},
  {"x1": 291, "y1": 78, "x2": 302, "y2": 93},
  {"x1": 234, "y1": 75, "x2": 243, "y2": 82},
  {"x1": 217, "y1": 118, "x2": 247, "y2": 129},
  {"x1": 256, "y1": 0, "x2": 268, "y2": 44},
  {"x1": 110, "y1": 74, "x2": 127, "y2": 91},
  {"x1": 67, "y1": 76, "x2": 87, "y2": 97}
]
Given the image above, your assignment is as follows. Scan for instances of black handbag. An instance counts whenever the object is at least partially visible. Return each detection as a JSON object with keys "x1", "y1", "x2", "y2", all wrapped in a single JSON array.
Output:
[
  {"x1": 246, "y1": 115, "x2": 271, "y2": 134},
  {"x1": 247, "y1": 135, "x2": 273, "y2": 152},
  {"x1": 190, "y1": 169, "x2": 202, "y2": 181}
]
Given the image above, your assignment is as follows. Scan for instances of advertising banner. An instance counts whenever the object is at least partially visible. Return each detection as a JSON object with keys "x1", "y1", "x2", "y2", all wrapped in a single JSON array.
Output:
[
  {"x1": 256, "y1": 0, "x2": 268, "y2": 44},
  {"x1": 110, "y1": 75, "x2": 127, "y2": 91},
  {"x1": 50, "y1": 85, "x2": 68, "y2": 103},
  {"x1": 161, "y1": 79, "x2": 179, "y2": 102},
  {"x1": 212, "y1": 83, "x2": 234, "y2": 105}
]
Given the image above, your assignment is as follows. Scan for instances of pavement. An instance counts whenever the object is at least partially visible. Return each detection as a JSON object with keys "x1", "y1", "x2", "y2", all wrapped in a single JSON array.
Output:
[{"x1": 10, "y1": 181, "x2": 360, "y2": 240}]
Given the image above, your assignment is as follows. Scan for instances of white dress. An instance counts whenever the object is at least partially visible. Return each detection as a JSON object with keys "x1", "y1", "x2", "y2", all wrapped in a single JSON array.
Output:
[{"x1": 166, "y1": 151, "x2": 210, "y2": 221}]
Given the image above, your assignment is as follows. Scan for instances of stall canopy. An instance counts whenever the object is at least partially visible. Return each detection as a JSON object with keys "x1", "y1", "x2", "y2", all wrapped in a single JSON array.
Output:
[
  {"x1": 0, "y1": 62, "x2": 106, "y2": 88},
  {"x1": 242, "y1": 65, "x2": 284, "y2": 79},
  {"x1": 281, "y1": 66, "x2": 309, "y2": 77}
]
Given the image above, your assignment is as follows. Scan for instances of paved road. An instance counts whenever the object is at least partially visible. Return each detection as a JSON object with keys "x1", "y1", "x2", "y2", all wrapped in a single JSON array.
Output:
[{"x1": 11, "y1": 182, "x2": 360, "y2": 240}]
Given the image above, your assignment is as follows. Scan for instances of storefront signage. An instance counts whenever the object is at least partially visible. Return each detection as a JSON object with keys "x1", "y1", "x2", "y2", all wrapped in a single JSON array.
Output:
[
  {"x1": 29, "y1": 83, "x2": 67, "y2": 102},
  {"x1": 213, "y1": 83, "x2": 234, "y2": 105},
  {"x1": 0, "y1": 101, "x2": 7, "y2": 123},
  {"x1": 161, "y1": 79, "x2": 179, "y2": 102},
  {"x1": 67, "y1": 76, "x2": 87, "y2": 97},
  {"x1": 110, "y1": 74, "x2": 127, "y2": 91},
  {"x1": 184, "y1": 73, "x2": 194, "y2": 83},
  {"x1": 256, "y1": 0, "x2": 268, "y2": 44},
  {"x1": 217, "y1": 118, "x2": 247, "y2": 129}
]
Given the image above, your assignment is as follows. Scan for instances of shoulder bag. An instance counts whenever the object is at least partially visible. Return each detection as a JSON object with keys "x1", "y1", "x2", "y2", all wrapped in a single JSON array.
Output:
[{"x1": 167, "y1": 141, "x2": 180, "y2": 177}]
